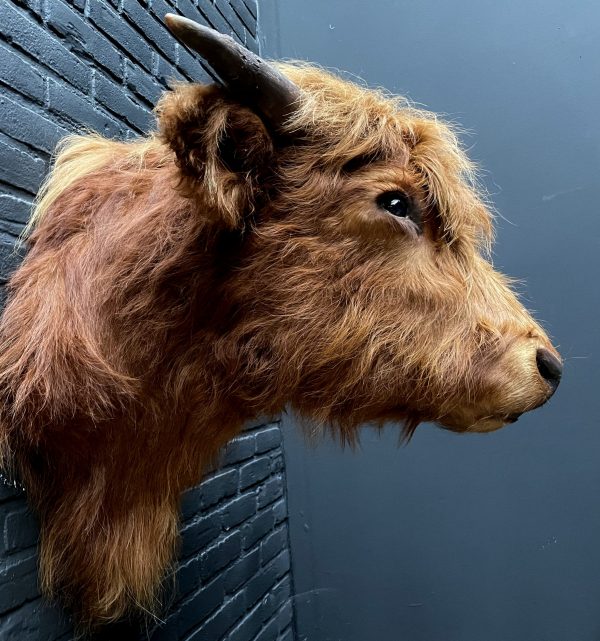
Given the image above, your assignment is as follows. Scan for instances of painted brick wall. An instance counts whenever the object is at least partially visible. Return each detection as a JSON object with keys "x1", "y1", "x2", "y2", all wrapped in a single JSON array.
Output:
[{"x1": 0, "y1": 1, "x2": 296, "y2": 640}]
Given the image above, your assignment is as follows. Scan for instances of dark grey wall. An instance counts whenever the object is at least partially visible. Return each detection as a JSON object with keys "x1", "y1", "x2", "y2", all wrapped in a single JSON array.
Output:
[
  {"x1": 0, "y1": 1, "x2": 296, "y2": 640},
  {"x1": 266, "y1": 1, "x2": 600, "y2": 640}
]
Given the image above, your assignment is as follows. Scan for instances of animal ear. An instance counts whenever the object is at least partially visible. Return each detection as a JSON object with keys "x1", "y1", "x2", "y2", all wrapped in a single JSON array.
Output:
[{"x1": 158, "y1": 83, "x2": 274, "y2": 229}]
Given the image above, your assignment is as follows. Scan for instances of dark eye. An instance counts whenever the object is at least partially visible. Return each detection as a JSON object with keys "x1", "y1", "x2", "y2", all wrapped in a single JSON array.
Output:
[{"x1": 376, "y1": 191, "x2": 421, "y2": 231}]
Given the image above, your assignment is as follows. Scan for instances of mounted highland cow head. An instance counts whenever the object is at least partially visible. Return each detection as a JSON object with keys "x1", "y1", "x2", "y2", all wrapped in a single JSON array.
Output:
[{"x1": 0, "y1": 15, "x2": 561, "y2": 628}]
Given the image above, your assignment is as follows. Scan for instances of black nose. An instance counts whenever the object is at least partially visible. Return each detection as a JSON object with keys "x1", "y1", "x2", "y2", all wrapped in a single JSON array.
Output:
[{"x1": 536, "y1": 348, "x2": 562, "y2": 391}]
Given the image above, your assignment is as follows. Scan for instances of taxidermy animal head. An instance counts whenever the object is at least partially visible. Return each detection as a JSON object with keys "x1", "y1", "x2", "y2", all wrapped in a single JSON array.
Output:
[{"x1": 0, "y1": 14, "x2": 562, "y2": 628}]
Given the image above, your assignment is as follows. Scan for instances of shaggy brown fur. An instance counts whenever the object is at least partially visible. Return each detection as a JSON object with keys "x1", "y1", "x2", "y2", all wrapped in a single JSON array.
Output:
[{"x1": 0, "y1": 63, "x2": 559, "y2": 626}]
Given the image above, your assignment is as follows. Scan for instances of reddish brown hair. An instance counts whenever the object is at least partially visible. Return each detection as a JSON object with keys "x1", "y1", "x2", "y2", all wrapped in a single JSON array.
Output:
[{"x1": 0, "y1": 65, "x2": 558, "y2": 626}]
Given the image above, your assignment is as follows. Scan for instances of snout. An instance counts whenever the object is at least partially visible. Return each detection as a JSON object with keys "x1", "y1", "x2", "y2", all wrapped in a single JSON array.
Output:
[
  {"x1": 500, "y1": 346, "x2": 562, "y2": 426},
  {"x1": 536, "y1": 347, "x2": 562, "y2": 393},
  {"x1": 479, "y1": 341, "x2": 562, "y2": 431},
  {"x1": 439, "y1": 336, "x2": 563, "y2": 434}
]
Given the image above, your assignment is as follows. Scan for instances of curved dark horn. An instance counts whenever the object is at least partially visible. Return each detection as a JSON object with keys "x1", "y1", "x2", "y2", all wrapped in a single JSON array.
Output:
[{"x1": 164, "y1": 14, "x2": 300, "y2": 128}]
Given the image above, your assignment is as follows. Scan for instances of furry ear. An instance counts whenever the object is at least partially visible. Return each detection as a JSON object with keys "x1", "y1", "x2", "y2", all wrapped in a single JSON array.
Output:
[{"x1": 158, "y1": 84, "x2": 274, "y2": 229}]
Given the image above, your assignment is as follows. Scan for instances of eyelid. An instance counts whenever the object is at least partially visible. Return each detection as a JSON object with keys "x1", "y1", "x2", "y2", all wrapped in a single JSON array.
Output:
[{"x1": 341, "y1": 152, "x2": 382, "y2": 174}]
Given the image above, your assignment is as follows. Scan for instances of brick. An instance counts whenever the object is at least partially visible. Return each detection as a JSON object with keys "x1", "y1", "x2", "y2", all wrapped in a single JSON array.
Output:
[
  {"x1": 199, "y1": 469, "x2": 239, "y2": 511},
  {"x1": 230, "y1": 0, "x2": 256, "y2": 36},
  {"x1": 0, "y1": 597, "x2": 71, "y2": 641},
  {"x1": 187, "y1": 590, "x2": 245, "y2": 641},
  {"x1": 239, "y1": 456, "x2": 271, "y2": 490},
  {"x1": 272, "y1": 550, "x2": 290, "y2": 581},
  {"x1": 230, "y1": 580, "x2": 288, "y2": 641},
  {"x1": 0, "y1": 552, "x2": 38, "y2": 614},
  {"x1": 193, "y1": 0, "x2": 233, "y2": 36},
  {"x1": 180, "y1": 513, "x2": 221, "y2": 558},
  {"x1": 176, "y1": 0, "x2": 209, "y2": 26},
  {"x1": 263, "y1": 576, "x2": 292, "y2": 624},
  {"x1": 122, "y1": 0, "x2": 177, "y2": 63},
  {"x1": 255, "y1": 426, "x2": 281, "y2": 454},
  {"x1": 223, "y1": 434, "x2": 255, "y2": 465},
  {"x1": 0, "y1": 1, "x2": 90, "y2": 92},
  {"x1": 254, "y1": 617, "x2": 278, "y2": 641},
  {"x1": 45, "y1": 0, "x2": 122, "y2": 79},
  {"x1": 15, "y1": 0, "x2": 40, "y2": 13},
  {"x1": 0, "y1": 479, "x2": 24, "y2": 503},
  {"x1": 125, "y1": 60, "x2": 163, "y2": 105},
  {"x1": 2, "y1": 506, "x2": 38, "y2": 553},
  {"x1": 94, "y1": 71, "x2": 153, "y2": 132},
  {"x1": 176, "y1": 555, "x2": 201, "y2": 599},
  {"x1": 89, "y1": 1, "x2": 154, "y2": 73},
  {"x1": 180, "y1": 486, "x2": 202, "y2": 522},
  {"x1": 220, "y1": 492, "x2": 257, "y2": 530},
  {"x1": 48, "y1": 79, "x2": 124, "y2": 138},
  {"x1": 156, "y1": 54, "x2": 184, "y2": 88},
  {"x1": 0, "y1": 137, "x2": 46, "y2": 194},
  {"x1": 0, "y1": 92, "x2": 69, "y2": 154},
  {"x1": 214, "y1": 1, "x2": 247, "y2": 42},
  {"x1": 200, "y1": 531, "x2": 242, "y2": 581},
  {"x1": 223, "y1": 548, "x2": 259, "y2": 594},
  {"x1": 0, "y1": 42, "x2": 45, "y2": 103},
  {"x1": 243, "y1": 417, "x2": 274, "y2": 432},
  {"x1": 0, "y1": 193, "x2": 32, "y2": 226},
  {"x1": 270, "y1": 453, "x2": 284, "y2": 474},
  {"x1": 243, "y1": 554, "x2": 291, "y2": 613},
  {"x1": 0, "y1": 241, "x2": 26, "y2": 286},
  {"x1": 243, "y1": 563, "x2": 279, "y2": 610},
  {"x1": 176, "y1": 574, "x2": 225, "y2": 636},
  {"x1": 278, "y1": 626, "x2": 294, "y2": 641},
  {"x1": 242, "y1": 0, "x2": 257, "y2": 20},
  {"x1": 148, "y1": 0, "x2": 173, "y2": 27},
  {"x1": 242, "y1": 509, "x2": 275, "y2": 550},
  {"x1": 0, "y1": 219, "x2": 25, "y2": 240},
  {"x1": 257, "y1": 475, "x2": 284, "y2": 509},
  {"x1": 276, "y1": 601, "x2": 294, "y2": 633},
  {"x1": 272, "y1": 499, "x2": 287, "y2": 525},
  {"x1": 176, "y1": 46, "x2": 214, "y2": 86},
  {"x1": 260, "y1": 526, "x2": 287, "y2": 565},
  {"x1": 228, "y1": 606, "x2": 264, "y2": 641},
  {"x1": 245, "y1": 33, "x2": 259, "y2": 55},
  {"x1": 181, "y1": 469, "x2": 238, "y2": 520}
]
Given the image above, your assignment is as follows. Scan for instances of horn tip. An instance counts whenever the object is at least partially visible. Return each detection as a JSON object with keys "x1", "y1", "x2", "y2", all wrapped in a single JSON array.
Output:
[
  {"x1": 164, "y1": 13, "x2": 217, "y2": 39},
  {"x1": 164, "y1": 13, "x2": 189, "y2": 32},
  {"x1": 164, "y1": 13, "x2": 177, "y2": 32}
]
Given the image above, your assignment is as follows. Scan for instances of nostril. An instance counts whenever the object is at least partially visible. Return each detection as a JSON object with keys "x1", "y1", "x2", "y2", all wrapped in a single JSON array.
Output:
[{"x1": 536, "y1": 348, "x2": 563, "y2": 391}]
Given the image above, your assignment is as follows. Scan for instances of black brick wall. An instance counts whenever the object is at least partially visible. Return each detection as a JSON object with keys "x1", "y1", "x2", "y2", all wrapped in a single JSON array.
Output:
[{"x1": 0, "y1": 1, "x2": 296, "y2": 640}]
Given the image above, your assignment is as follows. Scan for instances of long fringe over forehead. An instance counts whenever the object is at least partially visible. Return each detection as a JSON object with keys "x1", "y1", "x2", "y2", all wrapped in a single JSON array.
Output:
[{"x1": 277, "y1": 62, "x2": 493, "y2": 249}]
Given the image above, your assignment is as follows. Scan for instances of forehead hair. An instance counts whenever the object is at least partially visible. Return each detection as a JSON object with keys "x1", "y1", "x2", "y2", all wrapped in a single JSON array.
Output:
[{"x1": 276, "y1": 62, "x2": 493, "y2": 250}]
